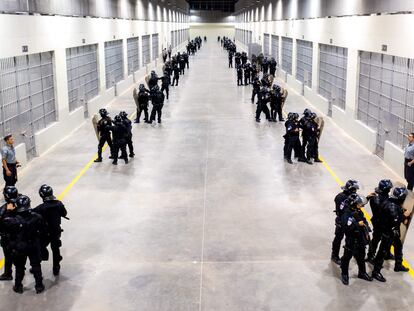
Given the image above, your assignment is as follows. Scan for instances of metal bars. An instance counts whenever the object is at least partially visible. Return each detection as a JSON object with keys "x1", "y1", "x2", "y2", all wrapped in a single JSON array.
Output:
[
  {"x1": 281, "y1": 37, "x2": 293, "y2": 74},
  {"x1": 127, "y1": 37, "x2": 140, "y2": 75},
  {"x1": 263, "y1": 33, "x2": 270, "y2": 56},
  {"x1": 319, "y1": 44, "x2": 348, "y2": 110},
  {"x1": 104, "y1": 40, "x2": 124, "y2": 89},
  {"x1": 271, "y1": 35, "x2": 279, "y2": 63},
  {"x1": 142, "y1": 35, "x2": 151, "y2": 66},
  {"x1": 296, "y1": 40, "x2": 313, "y2": 88},
  {"x1": 66, "y1": 44, "x2": 99, "y2": 112}
]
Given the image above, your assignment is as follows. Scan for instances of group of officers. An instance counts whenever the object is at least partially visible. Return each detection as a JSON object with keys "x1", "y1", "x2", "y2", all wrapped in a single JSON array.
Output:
[
  {"x1": 95, "y1": 38, "x2": 203, "y2": 164},
  {"x1": 0, "y1": 184, "x2": 67, "y2": 294},
  {"x1": 331, "y1": 179, "x2": 410, "y2": 285},
  {"x1": 222, "y1": 38, "x2": 323, "y2": 165}
]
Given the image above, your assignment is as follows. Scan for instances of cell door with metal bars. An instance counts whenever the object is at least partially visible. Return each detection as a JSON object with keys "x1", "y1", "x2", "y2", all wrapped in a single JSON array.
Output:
[
  {"x1": 152, "y1": 34, "x2": 159, "y2": 61},
  {"x1": 66, "y1": 44, "x2": 99, "y2": 113},
  {"x1": 281, "y1": 37, "x2": 293, "y2": 75},
  {"x1": 358, "y1": 51, "x2": 414, "y2": 158},
  {"x1": 0, "y1": 52, "x2": 56, "y2": 160},
  {"x1": 142, "y1": 35, "x2": 151, "y2": 66},
  {"x1": 296, "y1": 39, "x2": 313, "y2": 89},
  {"x1": 127, "y1": 37, "x2": 140, "y2": 75},
  {"x1": 263, "y1": 33, "x2": 270, "y2": 56},
  {"x1": 271, "y1": 35, "x2": 279, "y2": 64},
  {"x1": 319, "y1": 44, "x2": 348, "y2": 114},
  {"x1": 104, "y1": 40, "x2": 124, "y2": 89}
]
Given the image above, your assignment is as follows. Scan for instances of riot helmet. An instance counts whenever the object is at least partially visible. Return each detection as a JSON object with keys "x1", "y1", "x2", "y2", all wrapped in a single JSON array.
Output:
[
  {"x1": 3, "y1": 186, "x2": 18, "y2": 203},
  {"x1": 348, "y1": 193, "x2": 368, "y2": 208},
  {"x1": 99, "y1": 108, "x2": 108, "y2": 117},
  {"x1": 391, "y1": 187, "x2": 408, "y2": 202},
  {"x1": 39, "y1": 184, "x2": 55, "y2": 201},
  {"x1": 15, "y1": 195, "x2": 31, "y2": 213},
  {"x1": 114, "y1": 115, "x2": 122, "y2": 123},
  {"x1": 119, "y1": 111, "x2": 128, "y2": 119},
  {"x1": 342, "y1": 179, "x2": 360, "y2": 193},
  {"x1": 375, "y1": 179, "x2": 393, "y2": 194}
]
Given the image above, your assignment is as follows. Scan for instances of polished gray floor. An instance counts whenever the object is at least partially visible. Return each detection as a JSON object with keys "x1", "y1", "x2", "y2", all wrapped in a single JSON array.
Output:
[{"x1": 1, "y1": 42, "x2": 414, "y2": 310}]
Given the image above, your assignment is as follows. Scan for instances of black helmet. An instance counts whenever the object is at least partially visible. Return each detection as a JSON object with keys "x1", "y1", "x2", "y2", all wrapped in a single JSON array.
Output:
[
  {"x1": 139, "y1": 84, "x2": 145, "y2": 91},
  {"x1": 15, "y1": 195, "x2": 31, "y2": 213},
  {"x1": 310, "y1": 112, "x2": 317, "y2": 120},
  {"x1": 3, "y1": 186, "x2": 18, "y2": 203},
  {"x1": 151, "y1": 70, "x2": 156, "y2": 75},
  {"x1": 342, "y1": 179, "x2": 360, "y2": 193},
  {"x1": 99, "y1": 108, "x2": 108, "y2": 117},
  {"x1": 152, "y1": 85, "x2": 160, "y2": 92},
  {"x1": 293, "y1": 113, "x2": 299, "y2": 120},
  {"x1": 375, "y1": 179, "x2": 393, "y2": 194},
  {"x1": 348, "y1": 193, "x2": 368, "y2": 207},
  {"x1": 114, "y1": 115, "x2": 122, "y2": 123},
  {"x1": 303, "y1": 108, "x2": 312, "y2": 117},
  {"x1": 287, "y1": 112, "x2": 295, "y2": 120},
  {"x1": 119, "y1": 111, "x2": 128, "y2": 119},
  {"x1": 391, "y1": 187, "x2": 408, "y2": 201},
  {"x1": 39, "y1": 184, "x2": 54, "y2": 200}
]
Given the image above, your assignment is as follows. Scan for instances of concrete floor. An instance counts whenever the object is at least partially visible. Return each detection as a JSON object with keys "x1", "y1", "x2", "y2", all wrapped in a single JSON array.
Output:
[{"x1": 1, "y1": 42, "x2": 414, "y2": 310}]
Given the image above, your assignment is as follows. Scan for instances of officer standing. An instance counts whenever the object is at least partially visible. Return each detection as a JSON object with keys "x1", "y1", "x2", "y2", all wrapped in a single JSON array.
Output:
[
  {"x1": 228, "y1": 51, "x2": 233, "y2": 68},
  {"x1": 340, "y1": 193, "x2": 373, "y2": 285},
  {"x1": 179, "y1": 54, "x2": 186, "y2": 75},
  {"x1": 148, "y1": 71, "x2": 159, "y2": 90},
  {"x1": 236, "y1": 64, "x2": 243, "y2": 86},
  {"x1": 331, "y1": 179, "x2": 360, "y2": 264},
  {"x1": 94, "y1": 109, "x2": 113, "y2": 163},
  {"x1": 172, "y1": 63, "x2": 180, "y2": 86},
  {"x1": 269, "y1": 57, "x2": 277, "y2": 76},
  {"x1": 33, "y1": 185, "x2": 68, "y2": 276},
  {"x1": 366, "y1": 179, "x2": 393, "y2": 264},
  {"x1": 372, "y1": 187, "x2": 410, "y2": 282},
  {"x1": 251, "y1": 77, "x2": 261, "y2": 103},
  {"x1": 304, "y1": 113, "x2": 322, "y2": 164},
  {"x1": 120, "y1": 111, "x2": 134, "y2": 158},
  {"x1": 159, "y1": 71, "x2": 171, "y2": 100},
  {"x1": 1, "y1": 195, "x2": 45, "y2": 294},
  {"x1": 0, "y1": 186, "x2": 19, "y2": 281},
  {"x1": 404, "y1": 133, "x2": 414, "y2": 190},
  {"x1": 109, "y1": 115, "x2": 128, "y2": 165},
  {"x1": 283, "y1": 113, "x2": 304, "y2": 163},
  {"x1": 135, "y1": 84, "x2": 151, "y2": 124},
  {"x1": 255, "y1": 86, "x2": 271, "y2": 122},
  {"x1": 149, "y1": 85, "x2": 165, "y2": 124},
  {"x1": 243, "y1": 63, "x2": 251, "y2": 86},
  {"x1": 269, "y1": 85, "x2": 284, "y2": 122},
  {"x1": 183, "y1": 52, "x2": 189, "y2": 69},
  {"x1": 2, "y1": 135, "x2": 20, "y2": 187}
]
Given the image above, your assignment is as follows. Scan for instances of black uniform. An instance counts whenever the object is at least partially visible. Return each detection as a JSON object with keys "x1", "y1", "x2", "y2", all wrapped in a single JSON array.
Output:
[
  {"x1": 331, "y1": 190, "x2": 351, "y2": 260},
  {"x1": 97, "y1": 116, "x2": 113, "y2": 160},
  {"x1": 172, "y1": 65, "x2": 180, "y2": 86},
  {"x1": 0, "y1": 203, "x2": 14, "y2": 279},
  {"x1": 179, "y1": 56, "x2": 186, "y2": 75},
  {"x1": 283, "y1": 119, "x2": 302, "y2": 161},
  {"x1": 367, "y1": 192, "x2": 389, "y2": 261},
  {"x1": 340, "y1": 205, "x2": 371, "y2": 280},
  {"x1": 150, "y1": 89, "x2": 165, "y2": 123},
  {"x1": 269, "y1": 89, "x2": 283, "y2": 121},
  {"x1": 262, "y1": 58, "x2": 269, "y2": 74},
  {"x1": 236, "y1": 65, "x2": 243, "y2": 86},
  {"x1": 109, "y1": 120, "x2": 128, "y2": 164},
  {"x1": 228, "y1": 53, "x2": 233, "y2": 68},
  {"x1": 122, "y1": 117, "x2": 134, "y2": 157},
  {"x1": 183, "y1": 53, "x2": 189, "y2": 69},
  {"x1": 244, "y1": 65, "x2": 251, "y2": 85},
  {"x1": 148, "y1": 73, "x2": 159, "y2": 90},
  {"x1": 137, "y1": 90, "x2": 150, "y2": 123},
  {"x1": 159, "y1": 74, "x2": 171, "y2": 100},
  {"x1": 33, "y1": 199, "x2": 67, "y2": 274},
  {"x1": 269, "y1": 58, "x2": 277, "y2": 76},
  {"x1": 1, "y1": 209, "x2": 45, "y2": 292},
  {"x1": 302, "y1": 119, "x2": 319, "y2": 161},
  {"x1": 255, "y1": 88, "x2": 270, "y2": 122},
  {"x1": 373, "y1": 198, "x2": 405, "y2": 273},
  {"x1": 251, "y1": 79, "x2": 261, "y2": 103}
]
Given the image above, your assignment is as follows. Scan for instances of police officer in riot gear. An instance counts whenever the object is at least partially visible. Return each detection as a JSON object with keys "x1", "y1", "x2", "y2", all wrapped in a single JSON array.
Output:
[
  {"x1": 372, "y1": 187, "x2": 410, "y2": 282},
  {"x1": 244, "y1": 63, "x2": 251, "y2": 86},
  {"x1": 159, "y1": 71, "x2": 171, "y2": 100},
  {"x1": 331, "y1": 179, "x2": 360, "y2": 264},
  {"x1": 255, "y1": 86, "x2": 271, "y2": 122},
  {"x1": 269, "y1": 85, "x2": 283, "y2": 122},
  {"x1": 236, "y1": 64, "x2": 243, "y2": 86},
  {"x1": 119, "y1": 111, "x2": 134, "y2": 158},
  {"x1": 340, "y1": 193, "x2": 373, "y2": 285},
  {"x1": 300, "y1": 109, "x2": 312, "y2": 159},
  {"x1": 109, "y1": 115, "x2": 128, "y2": 165},
  {"x1": 269, "y1": 57, "x2": 277, "y2": 76},
  {"x1": 33, "y1": 185, "x2": 68, "y2": 276},
  {"x1": 148, "y1": 70, "x2": 159, "y2": 89},
  {"x1": 0, "y1": 186, "x2": 19, "y2": 281},
  {"x1": 172, "y1": 63, "x2": 180, "y2": 86},
  {"x1": 303, "y1": 113, "x2": 321, "y2": 164},
  {"x1": 283, "y1": 113, "x2": 304, "y2": 164},
  {"x1": 150, "y1": 85, "x2": 165, "y2": 124},
  {"x1": 1, "y1": 195, "x2": 45, "y2": 294},
  {"x1": 135, "y1": 84, "x2": 151, "y2": 123},
  {"x1": 94, "y1": 108, "x2": 113, "y2": 163},
  {"x1": 366, "y1": 179, "x2": 393, "y2": 264},
  {"x1": 251, "y1": 77, "x2": 261, "y2": 104}
]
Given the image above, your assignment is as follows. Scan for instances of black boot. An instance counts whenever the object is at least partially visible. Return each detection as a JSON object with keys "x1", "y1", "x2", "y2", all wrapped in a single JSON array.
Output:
[
  {"x1": 341, "y1": 274, "x2": 349, "y2": 285},
  {"x1": 13, "y1": 285, "x2": 23, "y2": 294},
  {"x1": 112, "y1": 161, "x2": 118, "y2": 165},
  {"x1": 129, "y1": 153, "x2": 135, "y2": 158},
  {"x1": 53, "y1": 265, "x2": 60, "y2": 276},
  {"x1": 358, "y1": 272, "x2": 373, "y2": 281},
  {"x1": 372, "y1": 271, "x2": 386, "y2": 282},
  {"x1": 394, "y1": 264, "x2": 409, "y2": 272},
  {"x1": 286, "y1": 159, "x2": 293, "y2": 164},
  {"x1": 331, "y1": 255, "x2": 341, "y2": 265},
  {"x1": 94, "y1": 158, "x2": 102, "y2": 163},
  {"x1": 0, "y1": 273, "x2": 13, "y2": 281},
  {"x1": 35, "y1": 284, "x2": 45, "y2": 294}
]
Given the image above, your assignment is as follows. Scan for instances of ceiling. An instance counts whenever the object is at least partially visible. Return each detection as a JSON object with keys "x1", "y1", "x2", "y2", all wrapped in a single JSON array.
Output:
[{"x1": 187, "y1": 0, "x2": 238, "y2": 12}]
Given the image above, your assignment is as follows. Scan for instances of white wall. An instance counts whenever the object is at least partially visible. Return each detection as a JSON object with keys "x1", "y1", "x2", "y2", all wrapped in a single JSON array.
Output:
[
  {"x1": 190, "y1": 23, "x2": 235, "y2": 42},
  {"x1": 0, "y1": 13, "x2": 189, "y2": 163},
  {"x1": 235, "y1": 12, "x2": 414, "y2": 178}
]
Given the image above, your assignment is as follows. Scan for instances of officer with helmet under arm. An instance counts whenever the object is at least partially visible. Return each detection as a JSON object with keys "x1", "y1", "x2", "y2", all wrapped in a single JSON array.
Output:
[{"x1": 34, "y1": 184, "x2": 68, "y2": 276}]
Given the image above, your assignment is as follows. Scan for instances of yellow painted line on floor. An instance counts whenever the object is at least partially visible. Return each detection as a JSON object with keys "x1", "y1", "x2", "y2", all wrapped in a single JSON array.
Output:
[{"x1": 0, "y1": 112, "x2": 137, "y2": 270}]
